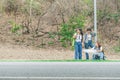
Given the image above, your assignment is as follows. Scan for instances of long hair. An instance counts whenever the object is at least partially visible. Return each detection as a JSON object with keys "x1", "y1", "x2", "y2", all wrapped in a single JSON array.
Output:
[
  {"x1": 79, "y1": 28, "x2": 83, "y2": 36},
  {"x1": 96, "y1": 42, "x2": 104, "y2": 54},
  {"x1": 79, "y1": 28, "x2": 83, "y2": 42},
  {"x1": 96, "y1": 42, "x2": 101, "y2": 49}
]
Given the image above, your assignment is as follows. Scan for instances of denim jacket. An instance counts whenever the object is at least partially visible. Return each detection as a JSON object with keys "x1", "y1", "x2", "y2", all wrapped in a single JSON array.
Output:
[{"x1": 84, "y1": 32, "x2": 96, "y2": 43}]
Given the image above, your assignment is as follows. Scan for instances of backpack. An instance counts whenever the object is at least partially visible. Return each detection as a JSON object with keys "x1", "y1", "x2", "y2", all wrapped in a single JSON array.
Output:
[{"x1": 72, "y1": 38, "x2": 75, "y2": 47}]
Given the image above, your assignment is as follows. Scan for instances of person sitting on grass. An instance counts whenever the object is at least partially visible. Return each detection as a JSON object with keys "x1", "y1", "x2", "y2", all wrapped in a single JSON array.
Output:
[{"x1": 92, "y1": 42, "x2": 104, "y2": 60}]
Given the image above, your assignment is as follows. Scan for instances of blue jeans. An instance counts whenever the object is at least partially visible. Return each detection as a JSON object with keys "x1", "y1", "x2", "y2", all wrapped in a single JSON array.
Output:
[
  {"x1": 84, "y1": 40, "x2": 94, "y2": 60},
  {"x1": 74, "y1": 42, "x2": 82, "y2": 60},
  {"x1": 92, "y1": 52, "x2": 104, "y2": 60}
]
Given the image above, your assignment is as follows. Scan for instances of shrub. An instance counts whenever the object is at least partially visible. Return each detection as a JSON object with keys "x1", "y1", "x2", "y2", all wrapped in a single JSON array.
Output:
[
  {"x1": 9, "y1": 21, "x2": 22, "y2": 34},
  {"x1": 59, "y1": 15, "x2": 85, "y2": 47},
  {"x1": 4, "y1": 0, "x2": 19, "y2": 14}
]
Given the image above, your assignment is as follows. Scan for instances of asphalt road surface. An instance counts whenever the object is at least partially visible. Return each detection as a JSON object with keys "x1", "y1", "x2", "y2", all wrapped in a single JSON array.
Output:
[{"x1": 0, "y1": 62, "x2": 120, "y2": 80}]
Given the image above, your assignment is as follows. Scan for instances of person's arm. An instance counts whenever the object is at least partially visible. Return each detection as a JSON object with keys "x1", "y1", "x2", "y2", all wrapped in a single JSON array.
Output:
[
  {"x1": 82, "y1": 35, "x2": 84, "y2": 47},
  {"x1": 83, "y1": 34, "x2": 87, "y2": 43},
  {"x1": 83, "y1": 34, "x2": 85, "y2": 43},
  {"x1": 91, "y1": 29, "x2": 96, "y2": 37},
  {"x1": 92, "y1": 46, "x2": 95, "y2": 50},
  {"x1": 97, "y1": 47, "x2": 103, "y2": 52},
  {"x1": 73, "y1": 33, "x2": 77, "y2": 39}
]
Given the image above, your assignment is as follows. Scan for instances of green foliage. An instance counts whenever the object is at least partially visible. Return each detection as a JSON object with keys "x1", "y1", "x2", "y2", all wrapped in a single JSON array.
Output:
[
  {"x1": 114, "y1": 39, "x2": 120, "y2": 53},
  {"x1": 110, "y1": 13, "x2": 120, "y2": 24},
  {"x1": 48, "y1": 41, "x2": 54, "y2": 45},
  {"x1": 97, "y1": 9, "x2": 120, "y2": 25},
  {"x1": 59, "y1": 15, "x2": 85, "y2": 47},
  {"x1": 48, "y1": 32, "x2": 56, "y2": 46},
  {"x1": 114, "y1": 46, "x2": 120, "y2": 53},
  {"x1": 9, "y1": 21, "x2": 22, "y2": 33},
  {"x1": 21, "y1": 0, "x2": 41, "y2": 16},
  {"x1": 97, "y1": 10, "x2": 110, "y2": 21},
  {"x1": 31, "y1": 1, "x2": 41, "y2": 16},
  {"x1": 11, "y1": 25, "x2": 21, "y2": 33},
  {"x1": 4, "y1": 0, "x2": 19, "y2": 13},
  {"x1": 48, "y1": 32, "x2": 56, "y2": 39},
  {"x1": 83, "y1": 0, "x2": 93, "y2": 6}
]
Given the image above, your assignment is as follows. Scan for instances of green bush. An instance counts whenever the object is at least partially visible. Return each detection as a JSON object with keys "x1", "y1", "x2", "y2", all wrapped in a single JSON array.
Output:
[
  {"x1": 110, "y1": 13, "x2": 120, "y2": 24},
  {"x1": 59, "y1": 15, "x2": 85, "y2": 47},
  {"x1": 48, "y1": 32, "x2": 56, "y2": 39},
  {"x1": 11, "y1": 25, "x2": 21, "y2": 33},
  {"x1": 9, "y1": 21, "x2": 22, "y2": 33},
  {"x1": 4, "y1": 0, "x2": 19, "y2": 14},
  {"x1": 114, "y1": 46, "x2": 120, "y2": 53},
  {"x1": 48, "y1": 41, "x2": 54, "y2": 45}
]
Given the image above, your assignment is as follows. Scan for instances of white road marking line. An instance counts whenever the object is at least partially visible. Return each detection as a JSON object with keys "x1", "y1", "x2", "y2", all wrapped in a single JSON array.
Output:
[{"x1": 0, "y1": 77, "x2": 120, "y2": 79}]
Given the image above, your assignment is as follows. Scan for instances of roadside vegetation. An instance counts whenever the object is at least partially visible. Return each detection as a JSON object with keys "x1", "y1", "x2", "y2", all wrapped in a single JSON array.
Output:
[{"x1": 0, "y1": 0, "x2": 120, "y2": 60}]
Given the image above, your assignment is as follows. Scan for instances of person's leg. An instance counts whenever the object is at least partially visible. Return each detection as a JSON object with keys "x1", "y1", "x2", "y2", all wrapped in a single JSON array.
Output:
[
  {"x1": 92, "y1": 53, "x2": 99, "y2": 60},
  {"x1": 100, "y1": 52, "x2": 104, "y2": 60},
  {"x1": 78, "y1": 43, "x2": 82, "y2": 60},
  {"x1": 84, "y1": 43, "x2": 89, "y2": 49},
  {"x1": 84, "y1": 43, "x2": 89, "y2": 60},
  {"x1": 87, "y1": 41, "x2": 93, "y2": 59},
  {"x1": 89, "y1": 40, "x2": 94, "y2": 48},
  {"x1": 86, "y1": 53, "x2": 89, "y2": 60},
  {"x1": 86, "y1": 40, "x2": 94, "y2": 60},
  {"x1": 74, "y1": 42, "x2": 79, "y2": 60},
  {"x1": 92, "y1": 54, "x2": 95, "y2": 60}
]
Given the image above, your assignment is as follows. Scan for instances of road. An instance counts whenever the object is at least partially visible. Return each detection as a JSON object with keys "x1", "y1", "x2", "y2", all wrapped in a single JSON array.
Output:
[{"x1": 0, "y1": 62, "x2": 120, "y2": 80}]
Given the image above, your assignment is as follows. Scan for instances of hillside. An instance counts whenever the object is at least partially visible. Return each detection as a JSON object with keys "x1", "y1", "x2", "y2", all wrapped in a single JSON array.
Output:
[{"x1": 0, "y1": 0, "x2": 120, "y2": 60}]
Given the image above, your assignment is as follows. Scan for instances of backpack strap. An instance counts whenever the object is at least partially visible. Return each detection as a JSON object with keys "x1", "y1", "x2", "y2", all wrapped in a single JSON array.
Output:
[{"x1": 85, "y1": 34, "x2": 87, "y2": 40}]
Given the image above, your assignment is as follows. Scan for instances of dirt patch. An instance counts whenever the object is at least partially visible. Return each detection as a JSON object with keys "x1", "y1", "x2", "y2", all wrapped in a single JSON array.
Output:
[
  {"x1": 0, "y1": 43, "x2": 73, "y2": 60},
  {"x1": 0, "y1": 43, "x2": 120, "y2": 60}
]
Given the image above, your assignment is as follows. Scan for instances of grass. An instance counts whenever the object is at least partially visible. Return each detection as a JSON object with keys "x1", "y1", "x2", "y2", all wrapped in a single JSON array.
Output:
[
  {"x1": 114, "y1": 46, "x2": 120, "y2": 53},
  {"x1": 0, "y1": 60, "x2": 120, "y2": 62}
]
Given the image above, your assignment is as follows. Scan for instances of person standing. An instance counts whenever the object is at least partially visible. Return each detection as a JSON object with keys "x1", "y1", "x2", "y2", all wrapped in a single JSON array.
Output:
[
  {"x1": 84, "y1": 28, "x2": 96, "y2": 60},
  {"x1": 73, "y1": 28, "x2": 83, "y2": 60}
]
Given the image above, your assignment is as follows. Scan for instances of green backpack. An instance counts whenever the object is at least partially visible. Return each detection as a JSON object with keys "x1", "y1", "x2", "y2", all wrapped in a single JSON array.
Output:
[{"x1": 72, "y1": 38, "x2": 75, "y2": 48}]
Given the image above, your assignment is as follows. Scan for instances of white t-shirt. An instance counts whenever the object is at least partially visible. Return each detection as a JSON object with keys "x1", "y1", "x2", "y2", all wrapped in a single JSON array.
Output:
[
  {"x1": 87, "y1": 34, "x2": 92, "y2": 40},
  {"x1": 74, "y1": 33, "x2": 82, "y2": 42},
  {"x1": 92, "y1": 46, "x2": 103, "y2": 52}
]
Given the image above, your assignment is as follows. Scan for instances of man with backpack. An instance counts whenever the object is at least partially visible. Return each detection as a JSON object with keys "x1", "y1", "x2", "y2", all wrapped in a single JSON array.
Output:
[{"x1": 84, "y1": 28, "x2": 96, "y2": 60}]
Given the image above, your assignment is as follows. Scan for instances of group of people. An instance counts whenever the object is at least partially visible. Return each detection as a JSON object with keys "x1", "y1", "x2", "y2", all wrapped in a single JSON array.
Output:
[{"x1": 73, "y1": 28, "x2": 104, "y2": 60}]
